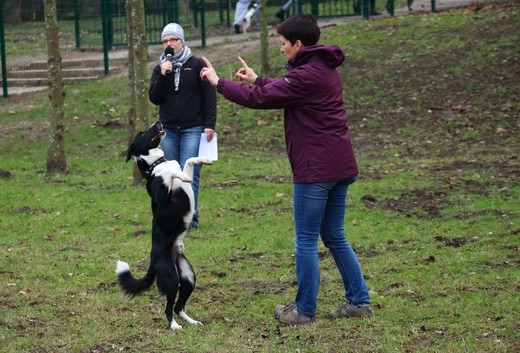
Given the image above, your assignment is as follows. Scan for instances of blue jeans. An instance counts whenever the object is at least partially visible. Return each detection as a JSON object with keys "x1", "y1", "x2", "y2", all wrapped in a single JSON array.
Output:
[
  {"x1": 160, "y1": 125, "x2": 204, "y2": 226},
  {"x1": 293, "y1": 177, "x2": 370, "y2": 317}
]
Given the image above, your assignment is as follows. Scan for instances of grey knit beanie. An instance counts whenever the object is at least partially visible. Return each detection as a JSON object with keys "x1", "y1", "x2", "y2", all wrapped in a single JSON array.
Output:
[{"x1": 161, "y1": 23, "x2": 185, "y2": 44}]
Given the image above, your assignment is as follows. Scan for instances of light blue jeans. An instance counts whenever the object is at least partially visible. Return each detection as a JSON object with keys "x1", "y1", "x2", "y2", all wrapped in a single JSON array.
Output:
[
  {"x1": 160, "y1": 125, "x2": 204, "y2": 226},
  {"x1": 293, "y1": 176, "x2": 370, "y2": 317}
]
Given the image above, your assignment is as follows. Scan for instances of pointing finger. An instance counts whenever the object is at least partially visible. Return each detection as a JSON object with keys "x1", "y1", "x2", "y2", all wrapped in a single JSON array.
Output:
[
  {"x1": 237, "y1": 56, "x2": 249, "y2": 69},
  {"x1": 201, "y1": 56, "x2": 213, "y2": 69}
]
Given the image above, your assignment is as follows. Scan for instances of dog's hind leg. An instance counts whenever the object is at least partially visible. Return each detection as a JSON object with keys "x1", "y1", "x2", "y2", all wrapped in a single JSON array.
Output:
[
  {"x1": 243, "y1": 17, "x2": 250, "y2": 33},
  {"x1": 166, "y1": 297, "x2": 183, "y2": 330},
  {"x1": 178, "y1": 310, "x2": 202, "y2": 325},
  {"x1": 155, "y1": 260, "x2": 183, "y2": 330},
  {"x1": 174, "y1": 254, "x2": 202, "y2": 326}
]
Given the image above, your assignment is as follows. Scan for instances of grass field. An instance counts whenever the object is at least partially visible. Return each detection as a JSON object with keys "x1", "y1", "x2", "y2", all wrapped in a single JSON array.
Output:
[{"x1": 0, "y1": 3, "x2": 519, "y2": 352}]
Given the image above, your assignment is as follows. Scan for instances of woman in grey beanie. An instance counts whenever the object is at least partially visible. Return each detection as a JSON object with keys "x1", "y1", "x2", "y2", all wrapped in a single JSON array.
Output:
[{"x1": 149, "y1": 23, "x2": 217, "y2": 229}]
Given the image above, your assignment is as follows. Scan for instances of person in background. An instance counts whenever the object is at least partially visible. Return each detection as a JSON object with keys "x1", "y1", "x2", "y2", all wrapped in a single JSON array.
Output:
[
  {"x1": 149, "y1": 23, "x2": 217, "y2": 229},
  {"x1": 233, "y1": 0, "x2": 252, "y2": 34},
  {"x1": 275, "y1": 0, "x2": 293, "y2": 22},
  {"x1": 200, "y1": 14, "x2": 372, "y2": 325}
]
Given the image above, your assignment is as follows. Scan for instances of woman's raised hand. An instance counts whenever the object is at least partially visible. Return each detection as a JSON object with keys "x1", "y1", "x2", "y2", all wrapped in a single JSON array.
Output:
[
  {"x1": 235, "y1": 56, "x2": 258, "y2": 84},
  {"x1": 200, "y1": 57, "x2": 219, "y2": 86}
]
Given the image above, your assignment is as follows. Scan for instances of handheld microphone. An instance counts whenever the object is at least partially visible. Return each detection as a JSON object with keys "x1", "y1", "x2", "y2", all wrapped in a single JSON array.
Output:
[{"x1": 164, "y1": 47, "x2": 174, "y2": 75}]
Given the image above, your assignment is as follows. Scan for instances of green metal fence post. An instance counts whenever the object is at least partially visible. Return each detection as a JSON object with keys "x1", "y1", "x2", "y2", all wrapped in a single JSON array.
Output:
[
  {"x1": 226, "y1": 0, "x2": 231, "y2": 27},
  {"x1": 387, "y1": 0, "x2": 394, "y2": 16},
  {"x1": 191, "y1": 0, "x2": 199, "y2": 27},
  {"x1": 431, "y1": 0, "x2": 436, "y2": 12},
  {"x1": 0, "y1": 0, "x2": 7, "y2": 98},
  {"x1": 174, "y1": 0, "x2": 179, "y2": 22},
  {"x1": 218, "y1": 0, "x2": 224, "y2": 24},
  {"x1": 165, "y1": 0, "x2": 174, "y2": 23},
  {"x1": 362, "y1": 0, "x2": 369, "y2": 19},
  {"x1": 311, "y1": 0, "x2": 319, "y2": 18},
  {"x1": 101, "y1": 0, "x2": 110, "y2": 75},
  {"x1": 200, "y1": 0, "x2": 206, "y2": 48},
  {"x1": 74, "y1": 0, "x2": 81, "y2": 49},
  {"x1": 108, "y1": 0, "x2": 114, "y2": 48}
]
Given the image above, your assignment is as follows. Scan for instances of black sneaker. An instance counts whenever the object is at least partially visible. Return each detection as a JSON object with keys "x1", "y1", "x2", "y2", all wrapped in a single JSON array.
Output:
[{"x1": 275, "y1": 9, "x2": 285, "y2": 21}]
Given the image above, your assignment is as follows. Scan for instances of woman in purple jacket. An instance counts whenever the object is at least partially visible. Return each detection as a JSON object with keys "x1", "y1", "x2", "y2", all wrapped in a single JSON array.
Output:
[{"x1": 201, "y1": 14, "x2": 372, "y2": 325}]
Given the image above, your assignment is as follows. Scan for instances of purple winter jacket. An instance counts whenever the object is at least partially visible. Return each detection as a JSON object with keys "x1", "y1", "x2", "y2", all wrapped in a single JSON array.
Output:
[{"x1": 216, "y1": 44, "x2": 358, "y2": 183}]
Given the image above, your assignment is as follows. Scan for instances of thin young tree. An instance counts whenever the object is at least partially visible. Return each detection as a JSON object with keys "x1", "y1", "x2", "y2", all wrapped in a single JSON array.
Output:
[
  {"x1": 126, "y1": 0, "x2": 150, "y2": 185},
  {"x1": 44, "y1": 0, "x2": 67, "y2": 176},
  {"x1": 126, "y1": 0, "x2": 137, "y2": 143},
  {"x1": 259, "y1": 0, "x2": 270, "y2": 74}
]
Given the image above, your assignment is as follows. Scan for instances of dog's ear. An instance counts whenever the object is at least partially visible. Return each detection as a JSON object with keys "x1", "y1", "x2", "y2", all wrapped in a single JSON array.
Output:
[{"x1": 126, "y1": 144, "x2": 135, "y2": 162}]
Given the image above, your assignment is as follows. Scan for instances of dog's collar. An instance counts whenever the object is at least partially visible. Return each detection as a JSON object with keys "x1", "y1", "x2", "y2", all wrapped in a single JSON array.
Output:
[{"x1": 144, "y1": 157, "x2": 166, "y2": 180}]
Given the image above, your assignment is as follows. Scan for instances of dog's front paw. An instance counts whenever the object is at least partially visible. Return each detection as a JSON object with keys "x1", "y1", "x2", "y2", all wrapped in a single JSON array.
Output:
[
  {"x1": 187, "y1": 156, "x2": 213, "y2": 165},
  {"x1": 173, "y1": 172, "x2": 192, "y2": 183},
  {"x1": 199, "y1": 157, "x2": 213, "y2": 165}
]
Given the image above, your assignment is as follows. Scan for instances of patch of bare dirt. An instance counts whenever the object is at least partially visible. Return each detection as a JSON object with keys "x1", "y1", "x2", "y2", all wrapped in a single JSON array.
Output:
[
  {"x1": 0, "y1": 169, "x2": 13, "y2": 179},
  {"x1": 0, "y1": 119, "x2": 49, "y2": 141},
  {"x1": 361, "y1": 188, "x2": 449, "y2": 219},
  {"x1": 433, "y1": 235, "x2": 467, "y2": 247},
  {"x1": 9, "y1": 206, "x2": 53, "y2": 215}
]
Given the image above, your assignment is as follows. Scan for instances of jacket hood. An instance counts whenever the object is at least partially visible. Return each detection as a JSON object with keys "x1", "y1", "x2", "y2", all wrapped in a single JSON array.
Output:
[{"x1": 289, "y1": 45, "x2": 345, "y2": 69}]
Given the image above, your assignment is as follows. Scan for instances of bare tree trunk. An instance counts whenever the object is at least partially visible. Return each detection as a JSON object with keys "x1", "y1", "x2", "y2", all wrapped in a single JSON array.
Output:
[
  {"x1": 126, "y1": 0, "x2": 150, "y2": 185},
  {"x1": 260, "y1": 0, "x2": 270, "y2": 74},
  {"x1": 126, "y1": 0, "x2": 137, "y2": 144},
  {"x1": 44, "y1": 0, "x2": 67, "y2": 176}
]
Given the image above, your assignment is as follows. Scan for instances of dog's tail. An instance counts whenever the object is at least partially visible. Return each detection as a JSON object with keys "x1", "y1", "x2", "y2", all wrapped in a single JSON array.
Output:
[{"x1": 115, "y1": 261, "x2": 155, "y2": 296}]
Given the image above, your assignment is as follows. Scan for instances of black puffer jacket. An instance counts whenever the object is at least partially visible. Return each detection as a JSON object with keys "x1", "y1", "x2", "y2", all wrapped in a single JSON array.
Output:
[{"x1": 149, "y1": 56, "x2": 217, "y2": 130}]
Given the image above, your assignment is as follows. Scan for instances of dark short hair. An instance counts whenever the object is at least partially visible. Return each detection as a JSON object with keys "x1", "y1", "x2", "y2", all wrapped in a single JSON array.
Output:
[{"x1": 275, "y1": 13, "x2": 320, "y2": 46}]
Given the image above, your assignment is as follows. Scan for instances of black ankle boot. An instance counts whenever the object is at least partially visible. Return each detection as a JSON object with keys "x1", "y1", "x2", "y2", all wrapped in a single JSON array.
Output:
[{"x1": 275, "y1": 9, "x2": 285, "y2": 21}]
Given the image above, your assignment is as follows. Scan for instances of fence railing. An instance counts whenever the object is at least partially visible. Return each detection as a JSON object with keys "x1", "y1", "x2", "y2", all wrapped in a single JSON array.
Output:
[{"x1": 1, "y1": 0, "x2": 474, "y2": 97}]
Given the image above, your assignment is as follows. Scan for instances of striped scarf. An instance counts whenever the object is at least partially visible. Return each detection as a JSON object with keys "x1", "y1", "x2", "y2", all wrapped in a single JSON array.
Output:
[{"x1": 159, "y1": 46, "x2": 193, "y2": 91}]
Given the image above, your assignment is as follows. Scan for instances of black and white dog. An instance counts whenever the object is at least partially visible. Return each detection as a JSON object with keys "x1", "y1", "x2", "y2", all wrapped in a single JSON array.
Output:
[
  {"x1": 116, "y1": 121, "x2": 212, "y2": 330},
  {"x1": 242, "y1": 1, "x2": 259, "y2": 33}
]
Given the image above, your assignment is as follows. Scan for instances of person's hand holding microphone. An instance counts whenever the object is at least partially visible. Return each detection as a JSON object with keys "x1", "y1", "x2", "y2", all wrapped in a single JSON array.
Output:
[{"x1": 161, "y1": 47, "x2": 174, "y2": 76}]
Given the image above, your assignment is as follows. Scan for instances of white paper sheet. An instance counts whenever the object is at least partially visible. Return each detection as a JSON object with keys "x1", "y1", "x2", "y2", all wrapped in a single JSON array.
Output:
[{"x1": 198, "y1": 133, "x2": 218, "y2": 161}]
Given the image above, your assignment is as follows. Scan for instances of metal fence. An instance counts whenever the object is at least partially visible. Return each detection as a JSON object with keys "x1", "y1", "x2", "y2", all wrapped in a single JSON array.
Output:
[{"x1": 0, "y1": 0, "x2": 487, "y2": 97}]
